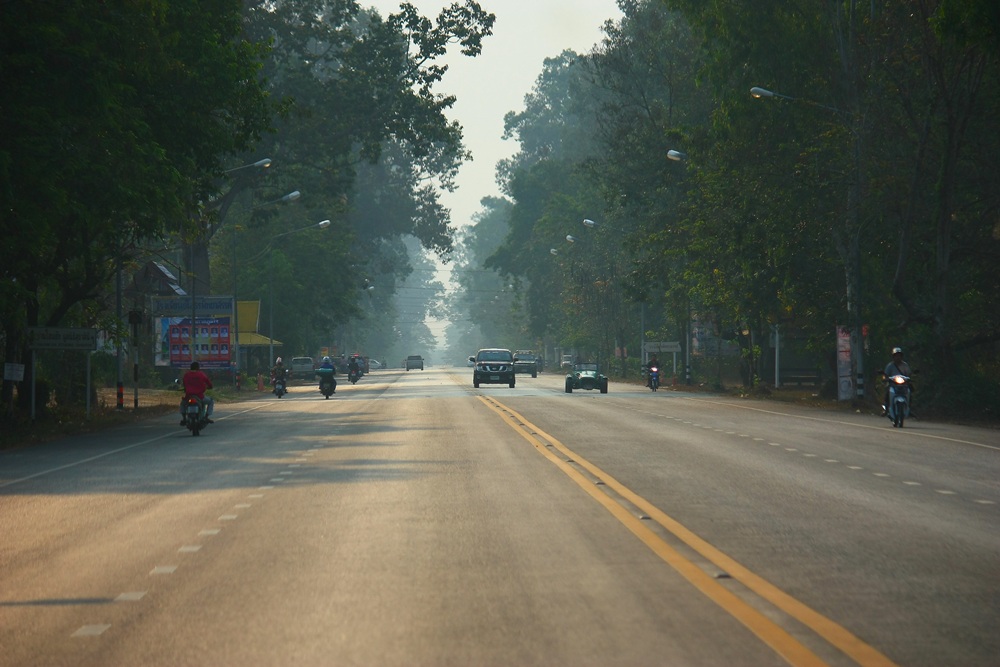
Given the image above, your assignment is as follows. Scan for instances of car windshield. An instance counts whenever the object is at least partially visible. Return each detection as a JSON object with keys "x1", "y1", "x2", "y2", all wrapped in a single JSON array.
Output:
[
  {"x1": 575, "y1": 363, "x2": 598, "y2": 372},
  {"x1": 479, "y1": 351, "x2": 512, "y2": 362}
]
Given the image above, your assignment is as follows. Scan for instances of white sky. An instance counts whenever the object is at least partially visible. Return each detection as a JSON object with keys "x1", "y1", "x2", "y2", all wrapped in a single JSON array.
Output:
[{"x1": 365, "y1": 0, "x2": 623, "y2": 227}]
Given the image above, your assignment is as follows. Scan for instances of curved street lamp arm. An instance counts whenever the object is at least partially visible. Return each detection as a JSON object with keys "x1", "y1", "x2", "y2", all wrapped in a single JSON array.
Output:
[
  {"x1": 271, "y1": 218, "x2": 331, "y2": 241},
  {"x1": 751, "y1": 86, "x2": 847, "y2": 117}
]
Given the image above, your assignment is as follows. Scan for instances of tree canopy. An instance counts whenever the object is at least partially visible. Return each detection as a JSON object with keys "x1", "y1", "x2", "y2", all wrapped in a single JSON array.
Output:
[
  {"x1": 452, "y1": 0, "x2": 999, "y2": 417},
  {"x1": 1, "y1": 0, "x2": 495, "y2": 415}
]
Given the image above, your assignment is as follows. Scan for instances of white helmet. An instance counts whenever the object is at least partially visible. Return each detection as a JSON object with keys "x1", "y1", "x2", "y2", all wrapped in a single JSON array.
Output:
[
  {"x1": 275, "y1": 357, "x2": 282, "y2": 364},
  {"x1": 323, "y1": 356, "x2": 331, "y2": 363}
]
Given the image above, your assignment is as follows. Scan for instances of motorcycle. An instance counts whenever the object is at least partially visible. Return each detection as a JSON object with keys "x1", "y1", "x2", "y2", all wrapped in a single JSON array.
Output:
[
  {"x1": 273, "y1": 376, "x2": 287, "y2": 398},
  {"x1": 348, "y1": 368, "x2": 360, "y2": 385},
  {"x1": 316, "y1": 368, "x2": 336, "y2": 399},
  {"x1": 181, "y1": 395, "x2": 210, "y2": 436},
  {"x1": 883, "y1": 373, "x2": 913, "y2": 428},
  {"x1": 647, "y1": 365, "x2": 660, "y2": 392}
]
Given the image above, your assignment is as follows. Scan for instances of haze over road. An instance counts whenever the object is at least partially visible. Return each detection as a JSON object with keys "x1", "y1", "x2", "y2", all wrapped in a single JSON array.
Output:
[{"x1": 2, "y1": 367, "x2": 997, "y2": 666}]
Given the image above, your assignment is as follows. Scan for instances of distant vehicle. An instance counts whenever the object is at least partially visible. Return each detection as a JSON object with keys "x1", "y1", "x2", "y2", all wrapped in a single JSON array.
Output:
[
  {"x1": 289, "y1": 356, "x2": 315, "y2": 382},
  {"x1": 565, "y1": 362, "x2": 608, "y2": 394},
  {"x1": 405, "y1": 355, "x2": 424, "y2": 371},
  {"x1": 560, "y1": 354, "x2": 574, "y2": 369},
  {"x1": 513, "y1": 350, "x2": 539, "y2": 378},
  {"x1": 470, "y1": 348, "x2": 515, "y2": 388},
  {"x1": 368, "y1": 359, "x2": 382, "y2": 370}
]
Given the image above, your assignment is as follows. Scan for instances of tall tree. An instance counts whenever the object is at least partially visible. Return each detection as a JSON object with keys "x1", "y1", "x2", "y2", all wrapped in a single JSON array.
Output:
[
  {"x1": 1, "y1": 0, "x2": 273, "y2": 410},
  {"x1": 214, "y1": 0, "x2": 495, "y2": 358}
]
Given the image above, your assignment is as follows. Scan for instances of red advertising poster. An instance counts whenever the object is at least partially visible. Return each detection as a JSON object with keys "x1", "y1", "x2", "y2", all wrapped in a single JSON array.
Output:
[{"x1": 158, "y1": 317, "x2": 231, "y2": 369}]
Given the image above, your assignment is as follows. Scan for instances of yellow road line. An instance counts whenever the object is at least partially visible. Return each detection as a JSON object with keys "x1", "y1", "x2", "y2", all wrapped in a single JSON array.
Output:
[{"x1": 479, "y1": 395, "x2": 900, "y2": 667}]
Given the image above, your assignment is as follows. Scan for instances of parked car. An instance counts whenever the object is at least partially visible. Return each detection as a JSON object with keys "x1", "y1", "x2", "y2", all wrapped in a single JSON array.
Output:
[
  {"x1": 513, "y1": 350, "x2": 539, "y2": 377},
  {"x1": 470, "y1": 348, "x2": 515, "y2": 388},
  {"x1": 405, "y1": 355, "x2": 424, "y2": 371},
  {"x1": 565, "y1": 362, "x2": 608, "y2": 394}
]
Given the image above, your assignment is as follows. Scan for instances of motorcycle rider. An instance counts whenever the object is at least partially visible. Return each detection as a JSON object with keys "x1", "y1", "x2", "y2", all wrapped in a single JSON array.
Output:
[
  {"x1": 270, "y1": 357, "x2": 288, "y2": 387},
  {"x1": 882, "y1": 347, "x2": 913, "y2": 415},
  {"x1": 180, "y1": 361, "x2": 214, "y2": 424},
  {"x1": 348, "y1": 355, "x2": 361, "y2": 380},
  {"x1": 317, "y1": 355, "x2": 337, "y2": 393},
  {"x1": 643, "y1": 354, "x2": 660, "y2": 388}
]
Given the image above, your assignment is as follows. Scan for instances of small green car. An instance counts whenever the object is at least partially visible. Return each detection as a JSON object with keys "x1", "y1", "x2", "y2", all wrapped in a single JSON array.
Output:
[{"x1": 565, "y1": 362, "x2": 608, "y2": 394}]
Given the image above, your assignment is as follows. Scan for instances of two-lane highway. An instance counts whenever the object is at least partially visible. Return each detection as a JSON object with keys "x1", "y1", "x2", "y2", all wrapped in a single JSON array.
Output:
[{"x1": 1, "y1": 367, "x2": 996, "y2": 666}]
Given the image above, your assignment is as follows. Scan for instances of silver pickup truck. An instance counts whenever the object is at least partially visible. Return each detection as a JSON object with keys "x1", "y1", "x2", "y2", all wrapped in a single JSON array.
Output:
[{"x1": 289, "y1": 356, "x2": 316, "y2": 382}]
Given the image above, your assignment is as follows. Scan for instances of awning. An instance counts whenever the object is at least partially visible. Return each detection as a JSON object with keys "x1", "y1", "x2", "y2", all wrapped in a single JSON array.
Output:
[{"x1": 237, "y1": 331, "x2": 281, "y2": 347}]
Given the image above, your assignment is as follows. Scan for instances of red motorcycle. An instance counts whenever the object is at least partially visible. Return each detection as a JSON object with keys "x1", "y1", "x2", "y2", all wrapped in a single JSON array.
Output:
[{"x1": 181, "y1": 395, "x2": 210, "y2": 436}]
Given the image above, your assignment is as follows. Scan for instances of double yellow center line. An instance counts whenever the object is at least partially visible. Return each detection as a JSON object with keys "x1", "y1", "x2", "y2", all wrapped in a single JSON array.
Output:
[{"x1": 479, "y1": 395, "x2": 900, "y2": 667}]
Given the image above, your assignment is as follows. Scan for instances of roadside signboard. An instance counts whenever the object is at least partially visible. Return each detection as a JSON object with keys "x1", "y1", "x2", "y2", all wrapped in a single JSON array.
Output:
[
  {"x1": 643, "y1": 341, "x2": 681, "y2": 354},
  {"x1": 27, "y1": 327, "x2": 98, "y2": 350},
  {"x1": 25, "y1": 327, "x2": 99, "y2": 420},
  {"x1": 4, "y1": 362, "x2": 24, "y2": 382},
  {"x1": 151, "y1": 295, "x2": 233, "y2": 317}
]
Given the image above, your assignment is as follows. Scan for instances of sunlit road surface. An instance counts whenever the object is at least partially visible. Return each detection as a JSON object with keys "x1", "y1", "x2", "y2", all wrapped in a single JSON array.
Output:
[{"x1": 1, "y1": 367, "x2": 997, "y2": 667}]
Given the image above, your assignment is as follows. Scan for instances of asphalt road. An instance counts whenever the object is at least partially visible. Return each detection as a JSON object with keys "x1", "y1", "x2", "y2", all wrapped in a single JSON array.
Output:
[{"x1": 1, "y1": 367, "x2": 997, "y2": 667}]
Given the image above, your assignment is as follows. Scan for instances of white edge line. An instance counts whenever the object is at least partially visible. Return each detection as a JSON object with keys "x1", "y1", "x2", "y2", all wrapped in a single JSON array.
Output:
[{"x1": 0, "y1": 403, "x2": 272, "y2": 489}]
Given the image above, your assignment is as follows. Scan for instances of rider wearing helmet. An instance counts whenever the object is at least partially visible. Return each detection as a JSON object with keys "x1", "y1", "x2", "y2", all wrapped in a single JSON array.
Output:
[
  {"x1": 882, "y1": 347, "x2": 913, "y2": 415},
  {"x1": 642, "y1": 354, "x2": 660, "y2": 387},
  {"x1": 270, "y1": 357, "x2": 287, "y2": 385},
  {"x1": 317, "y1": 355, "x2": 337, "y2": 393}
]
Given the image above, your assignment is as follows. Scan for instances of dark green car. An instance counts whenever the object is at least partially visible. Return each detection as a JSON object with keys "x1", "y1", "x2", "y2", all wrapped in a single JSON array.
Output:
[
  {"x1": 565, "y1": 362, "x2": 608, "y2": 394},
  {"x1": 513, "y1": 351, "x2": 539, "y2": 377}
]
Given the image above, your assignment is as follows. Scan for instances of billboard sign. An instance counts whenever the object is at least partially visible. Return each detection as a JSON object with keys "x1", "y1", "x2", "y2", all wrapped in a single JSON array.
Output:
[
  {"x1": 152, "y1": 296, "x2": 233, "y2": 317},
  {"x1": 155, "y1": 317, "x2": 232, "y2": 369}
]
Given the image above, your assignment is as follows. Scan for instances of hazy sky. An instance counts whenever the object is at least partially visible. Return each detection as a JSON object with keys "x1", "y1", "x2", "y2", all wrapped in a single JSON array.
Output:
[{"x1": 365, "y1": 0, "x2": 623, "y2": 227}]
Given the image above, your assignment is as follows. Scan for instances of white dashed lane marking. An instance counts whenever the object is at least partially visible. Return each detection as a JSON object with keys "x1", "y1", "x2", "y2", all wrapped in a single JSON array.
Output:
[
  {"x1": 71, "y1": 465, "x2": 281, "y2": 640},
  {"x1": 116, "y1": 591, "x2": 146, "y2": 602},
  {"x1": 628, "y1": 404, "x2": 995, "y2": 507}
]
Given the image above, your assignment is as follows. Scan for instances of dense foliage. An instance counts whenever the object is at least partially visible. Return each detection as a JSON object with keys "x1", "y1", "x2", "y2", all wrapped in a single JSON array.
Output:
[
  {"x1": 1, "y1": 0, "x2": 494, "y2": 417},
  {"x1": 209, "y1": 0, "x2": 494, "y2": 362},
  {"x1": 451, "y1": 0, "x2": 999, "y2": 419},
  {"x1": 1, "y1": 0, "x2": 273, "y2": 409}
]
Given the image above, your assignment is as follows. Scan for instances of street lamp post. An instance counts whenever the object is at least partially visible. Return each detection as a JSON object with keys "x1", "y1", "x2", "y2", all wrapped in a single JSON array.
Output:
[
  {"x1": 202, "y1": 157, "x2": 276, "y2": 385},
  {"x1": 267, "y1": 219, "x2": 332, "y2": 364},
  {"x1": 576, "y1": 218, "x2": 635, "y2": 376},
  {"x1": 751, "y1": 85, "x2": 866, "y2": 399},
  {"x1": 230, "y1": 188, "x2": 299, "y2": 386},
  {"x1": 662, "y1": 150, "x2": 694, "y2": 385}
]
